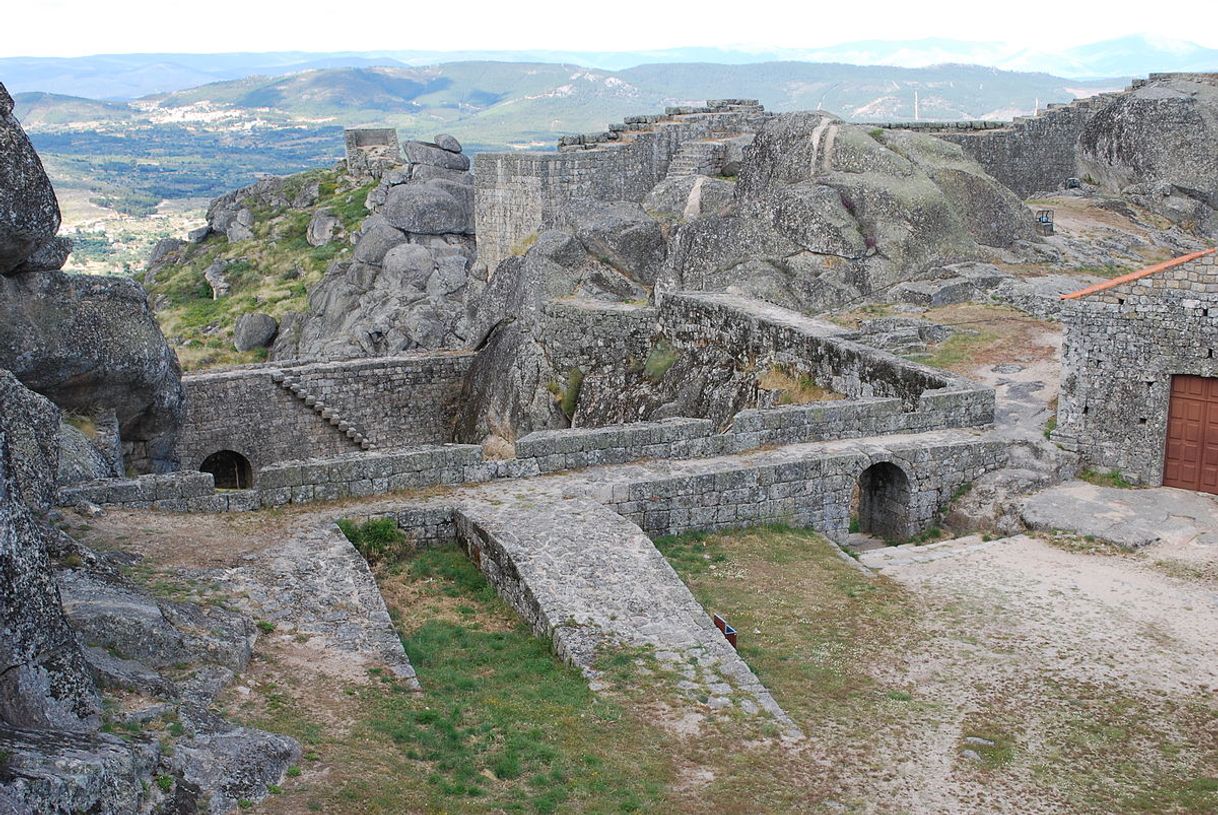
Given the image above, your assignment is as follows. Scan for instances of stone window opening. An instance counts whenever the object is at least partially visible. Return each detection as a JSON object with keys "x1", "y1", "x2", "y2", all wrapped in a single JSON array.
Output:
[
  {"x1": 854, "y1": 461, "x2": 913, "y2": 542},
  {"x1": 200, "y1": 450, "x2": 254, "y2": 490}
]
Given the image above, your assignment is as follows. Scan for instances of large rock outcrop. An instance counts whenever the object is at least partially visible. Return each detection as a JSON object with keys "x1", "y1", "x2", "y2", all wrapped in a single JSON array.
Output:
[
  {"x1": 455, "y1": 221, "x2": 657, "y2": 444},
  {"x1": 273, "y1": 139, "x2": 480, "y2": 360},
  {"x1": 661, "y1": 112, "x2": 1037, "y2": 313},
  {"x1": 0, "y1": 272, "x2": 184, "y2": 473},
  {"x1": 0, "y1": 371, "x2": 100, "y2": 732},
  {"x1": 1079, "y1": 74, "x2": 1218, "y2": 235},
  {"x1": 0, "y1": 83, "x2": 67, "y2": 276}
]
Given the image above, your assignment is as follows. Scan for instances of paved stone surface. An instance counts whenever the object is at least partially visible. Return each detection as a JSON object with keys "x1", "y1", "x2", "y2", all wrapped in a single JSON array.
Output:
[
  {"x1": 195, "y1": 523, "x2": 418, "y2": 688},
  {"x1": 455, "y1": 497, "x2": 802, "y2": 737},
  {"x1": 858, "y1": 534, "x2": 1007, "y2": 571},
  {"x1": 1021, "y1": 481, "x2": 1218, "y2": 548}
]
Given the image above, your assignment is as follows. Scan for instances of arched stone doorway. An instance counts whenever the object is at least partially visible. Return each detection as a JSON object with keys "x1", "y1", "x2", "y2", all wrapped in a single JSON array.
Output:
[
  {"x1": 855, "y1": 461, "x2": 912, "y2": 542},
  {"x1": 200, "y1": 450, "x2": 254, "y2": 490}
]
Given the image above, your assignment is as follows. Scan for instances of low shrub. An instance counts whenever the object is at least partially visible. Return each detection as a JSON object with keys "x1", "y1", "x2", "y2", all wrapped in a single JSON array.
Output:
[{"x1": 337, "y1": 517, "x2": 410, "y2": 565}]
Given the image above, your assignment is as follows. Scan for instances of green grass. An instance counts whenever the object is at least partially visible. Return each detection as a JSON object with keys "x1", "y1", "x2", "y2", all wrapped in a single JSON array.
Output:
[
  {"x1": 232, "y1": 545, "x2": 671, "y2": 814},
  {"x1": 1078, "y1": 467, "x2": 1135, "y2": 489},
  {"x1": 560, "y1": 368, "x2": 584, "y2": 420},
  {"x1": 642, "y1": 340, "x2": 679, "y2": 383},
  {"x1": 336, "y1": 517, "x2": 411, "y2": 565},
  {"x1": 144, "y1": 167, "x2": 377, "y2": 371}
]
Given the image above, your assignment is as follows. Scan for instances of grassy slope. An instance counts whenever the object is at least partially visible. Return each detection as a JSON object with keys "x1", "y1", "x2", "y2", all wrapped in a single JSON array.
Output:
[{"x1": 148, "y1": 167, "x2": 373, "y2": 370}]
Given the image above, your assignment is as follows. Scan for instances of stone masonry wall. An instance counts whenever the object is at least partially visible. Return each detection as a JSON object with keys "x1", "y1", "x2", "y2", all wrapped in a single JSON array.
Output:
[
  {"x1": 1055, "y1": 251, "x2": 1218, "y2": 484},
  {"x1": 599, "y1": 435, "x2": 1006, "y2": 543},
  {"x1": 658, "y1": 291, "x2": 991, "y2": 413},
  {"x1": 475, "y1": 101, "x2": 769, "y2": 270},
  {"x1": 879, "y1": 93, "x2": 1123, "y2": 198},
  {"x1": 539, "y1": 300, "x2": 656, "y2": 375},
  {"x1": 176, "y1": 353, "x2": 472, "y2": 476}
]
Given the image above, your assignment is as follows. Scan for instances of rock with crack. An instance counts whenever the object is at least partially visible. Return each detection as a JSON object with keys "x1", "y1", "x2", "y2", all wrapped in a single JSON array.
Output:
[
  {"x1": 1079, "y1": 75, "x2": 1218, "y2": 236},
  {"x1": 0, "y1": 271, "x2": 185, "y2": 473},
  {"x1": 455, "y1": 227, "x2": 655, "y2": 444},
  {"x1": 0, "y1": 372, "x2": 101, "y2": 733}
]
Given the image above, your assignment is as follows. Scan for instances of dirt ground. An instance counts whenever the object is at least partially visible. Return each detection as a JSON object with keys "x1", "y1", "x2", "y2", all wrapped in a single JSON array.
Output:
[{"x1": 850, "y1": 531, "x2": 1218, "y2": 813}]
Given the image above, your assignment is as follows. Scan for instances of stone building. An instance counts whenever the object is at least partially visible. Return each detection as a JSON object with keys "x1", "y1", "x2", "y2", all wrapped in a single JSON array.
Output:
[
  {"x1": 1054, "y1": 248, "x2": 1218, "y2": 490},
  {"x1": 343, "y1": 127, "x2": 402, "y2": 178}
]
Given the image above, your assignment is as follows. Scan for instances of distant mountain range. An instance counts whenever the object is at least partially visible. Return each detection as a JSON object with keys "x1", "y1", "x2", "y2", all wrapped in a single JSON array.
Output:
[
  {"x1": 1, "y1": 35, "x2": 1215, "y2": 100},
  {"x1": 11, "y1": 59, "x2": 1130, "y2": 212}
]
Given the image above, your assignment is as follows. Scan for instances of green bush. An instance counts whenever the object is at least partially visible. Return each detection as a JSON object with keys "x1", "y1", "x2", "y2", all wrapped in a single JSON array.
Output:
[{"x1": 337, "y1": 517, "x2": 410, "y2": 565}]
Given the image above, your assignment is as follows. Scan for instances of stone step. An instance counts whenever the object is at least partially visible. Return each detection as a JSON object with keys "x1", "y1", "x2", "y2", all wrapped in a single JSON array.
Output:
[{"x1": 271, "y1": 370, "x2": 368, "y2": 451}]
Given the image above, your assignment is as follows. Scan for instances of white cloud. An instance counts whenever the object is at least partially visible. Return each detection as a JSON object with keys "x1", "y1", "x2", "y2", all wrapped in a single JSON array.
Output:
[{"x1": 3, "y1": 0, "x2": 1217, "y2": 58}]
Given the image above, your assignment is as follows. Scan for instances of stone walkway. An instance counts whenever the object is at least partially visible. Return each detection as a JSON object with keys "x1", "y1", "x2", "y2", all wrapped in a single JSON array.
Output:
[
  {"x1": 192, "y1": 523, "x2": 419, "y2": 688},
  {"x1": 857, "y1": 534, "x2": 1006, "y2": 571},
  {"x1": 1021, "y1": 480, "x2": 1218, "y2": 548},
  {"x1": 455, "y1": 497, "x2": 802, "y2": 737}
]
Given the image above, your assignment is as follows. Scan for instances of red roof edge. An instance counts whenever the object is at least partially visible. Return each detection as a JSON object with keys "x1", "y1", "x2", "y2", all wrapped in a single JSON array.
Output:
[{"x1": 1060, "y1": 248, "x2": 1217, "y2": 300}]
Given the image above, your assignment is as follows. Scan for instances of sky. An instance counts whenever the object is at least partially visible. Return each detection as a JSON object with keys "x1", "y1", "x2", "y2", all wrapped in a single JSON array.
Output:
[{"x1": 7, "y1": 0, "x2": 1218, "y2": 58}]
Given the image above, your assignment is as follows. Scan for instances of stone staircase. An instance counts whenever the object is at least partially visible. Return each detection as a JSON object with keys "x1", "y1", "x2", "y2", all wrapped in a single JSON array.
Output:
[
  {"x1": 666, "y1": 141, "x2": 726, "y2": 178},
  {"x1": 270, "y1": 370, "x2": 375, "y2": 451}
]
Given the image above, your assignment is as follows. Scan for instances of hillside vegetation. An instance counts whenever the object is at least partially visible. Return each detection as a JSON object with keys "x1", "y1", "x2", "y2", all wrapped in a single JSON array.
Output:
[{"x1": 146, "y1": 167, "x2": 372, "y2": 370}]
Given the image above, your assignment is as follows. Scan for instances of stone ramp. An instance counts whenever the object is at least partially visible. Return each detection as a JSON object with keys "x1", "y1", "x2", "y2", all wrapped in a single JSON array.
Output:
[
  {"x1": 454, "y1": 497, "x2": 802, "y2": 737},
  {"x1": 205, "y1": 523, "x2": 419, "y2": 689}
]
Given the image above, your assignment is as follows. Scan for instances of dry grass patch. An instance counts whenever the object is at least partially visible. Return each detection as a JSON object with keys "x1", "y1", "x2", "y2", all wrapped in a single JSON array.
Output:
[
  {"x1": 756, "y1": 366, "x2": 844, "y2": 405},
  {"x1": 908, "y1": 303, "x2": 1057, "y2": 374}
]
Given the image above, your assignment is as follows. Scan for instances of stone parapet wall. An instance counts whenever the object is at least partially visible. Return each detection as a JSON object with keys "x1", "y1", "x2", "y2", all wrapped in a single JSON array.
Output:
[
  {"x1": 176, "y1": 352, "x2": 473, "y2": 474},
  {"x1": 1054, "y1": 251, "x2": 1218, "y2": 483},
  {"x1": 539, "y1": 299, "x2": 656, "y2": 374},
  {"x1": 58, "y1": 471, "x2": 216, "y2": 511},
  {"x1": 515, "y1": 418, "x2": 716, "y2": 472},
  {"x1": 474, "y1": 101, "x2": 770, "y2": 270},
  {"x1": 598, "y1": 436, "x2": 1006, "y2": 543},
  {"x1": 658, "y1": 291, "x2": 992, "y2": 414},
  {"x1": 61, "y1": 445, "x2": 490, "y2": 513}
]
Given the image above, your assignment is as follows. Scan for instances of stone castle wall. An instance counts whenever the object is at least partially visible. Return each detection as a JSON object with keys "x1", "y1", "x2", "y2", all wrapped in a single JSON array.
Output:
[
  {"x1": 658, "y1": 291, "x2": 991, "y2": 415},
  {"x1": 540, "y1": 299, "x2": 656, "y2": 374},
  {"x1": 175, "y1": 353, "x2": 472, "y2": 475},
  {"x1": 72, "y1": 292, "x2": 995, "y2": 514},
  {"x1": 474, "y1": 101, "x2": 769, "y2": 270},
  {"x1": 1054, "y1": 250, "x2": 1218, "y2": 483}
]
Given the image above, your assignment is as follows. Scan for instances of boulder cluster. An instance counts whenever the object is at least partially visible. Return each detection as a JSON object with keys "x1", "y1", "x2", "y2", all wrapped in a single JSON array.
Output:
[{"x1": 272, "y1": 134, "x2": 478, "y2": 359}]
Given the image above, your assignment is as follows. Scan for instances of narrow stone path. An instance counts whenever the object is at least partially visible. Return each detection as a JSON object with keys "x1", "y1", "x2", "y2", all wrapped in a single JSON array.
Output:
[
  {"x1": 858, "y1": 534, "x2": 1006, "y2": 571},
  {"x1": 454, "y1": 497, "x2": 803, "y2": 738}
]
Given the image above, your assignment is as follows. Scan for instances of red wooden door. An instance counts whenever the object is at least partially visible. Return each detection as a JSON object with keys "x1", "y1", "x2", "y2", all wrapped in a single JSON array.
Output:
[{"x1": 1163, "y1": 375, "x2": 1218, "y2": 494}]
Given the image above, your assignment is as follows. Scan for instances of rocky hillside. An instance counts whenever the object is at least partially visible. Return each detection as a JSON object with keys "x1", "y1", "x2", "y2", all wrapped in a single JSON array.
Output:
[
  {"x1": 142, "y1": 170, "x2": 375, "y2": 370},
  {"x1": 144, "y1": 133, "x2": 480, "y2": 369}
]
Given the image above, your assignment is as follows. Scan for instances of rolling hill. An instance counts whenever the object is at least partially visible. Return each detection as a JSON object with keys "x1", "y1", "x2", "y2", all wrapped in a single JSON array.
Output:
[{"x1": 12, "y1": 60, "x2": 1122, "y2": 218}]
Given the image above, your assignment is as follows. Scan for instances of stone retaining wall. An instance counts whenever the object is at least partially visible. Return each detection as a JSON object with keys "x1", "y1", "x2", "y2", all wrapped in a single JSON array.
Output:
[
  {"x1": 61, "y1": 445, "x2": 488, "y2": 512},
  {"x1": 659, "y1": 291, "x2": 992, "y2": 414},
  {"x1": 540, "y1": 299, "x2": 656, "y2": 375},
  {"x1": 597, "y1": 435, "x2": 1005, "y2": 543},
  {"x1": 176, "y1": 352, "x2": 473, "y2": 475}
]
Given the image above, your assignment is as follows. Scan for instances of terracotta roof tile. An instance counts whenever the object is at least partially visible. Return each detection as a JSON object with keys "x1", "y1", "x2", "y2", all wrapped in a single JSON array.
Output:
[{"x1": 1060, "y1": 248, "x2": 1216, "y2": 300}]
